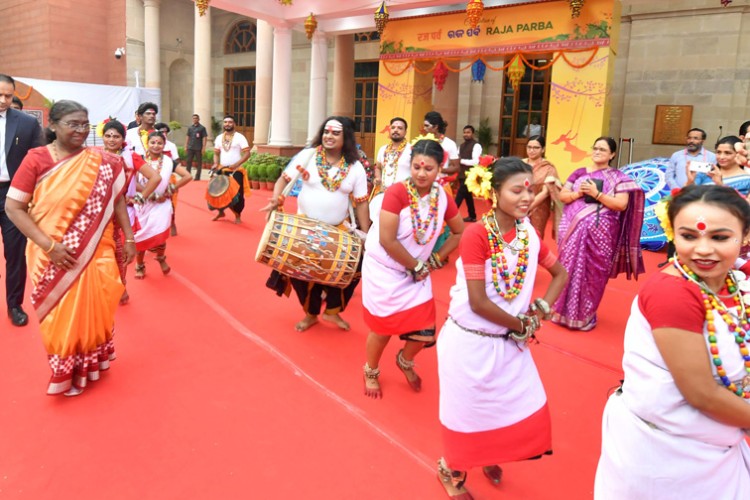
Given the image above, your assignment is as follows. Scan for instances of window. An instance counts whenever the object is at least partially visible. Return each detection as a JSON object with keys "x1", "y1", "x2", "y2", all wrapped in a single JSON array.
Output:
[
  {"x1": 354, "y1": 32, "x2": 380, "y2": 43},
  {"x1": 225, "y1": 21, "x2": 256, "y2": 54}
]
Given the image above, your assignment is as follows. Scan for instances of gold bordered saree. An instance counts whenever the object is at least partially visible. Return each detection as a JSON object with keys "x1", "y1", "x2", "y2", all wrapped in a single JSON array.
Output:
[{"x1": 24, "y1": 149, "x2": 126, "y2": 394}]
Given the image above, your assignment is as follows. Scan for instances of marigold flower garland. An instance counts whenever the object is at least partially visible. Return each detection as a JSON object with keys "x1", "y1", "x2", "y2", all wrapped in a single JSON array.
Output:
[
  {"x1": 405, "y1": 179, "x2": 440, "y2": 245},
  {"x1": 673, "y1": 258, "x2": 750, "y2": 397},
  {"x1": 316, "y1": 145, "x2": 351, "y2": 192}
]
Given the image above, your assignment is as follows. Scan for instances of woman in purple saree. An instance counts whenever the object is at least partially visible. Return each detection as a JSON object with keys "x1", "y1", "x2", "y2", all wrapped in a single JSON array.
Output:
[{"x1": 551, "y1": 137, "x2": 644, "y2": 331}]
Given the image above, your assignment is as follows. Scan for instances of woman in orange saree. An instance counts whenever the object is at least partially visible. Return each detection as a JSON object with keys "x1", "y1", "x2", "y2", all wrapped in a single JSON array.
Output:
[
  {"x1": 6, "y1": 101, "x2": 134, "y2": 396},
  {"x1": 524, "y1": 135, "x2": 562, "y2": 240}
]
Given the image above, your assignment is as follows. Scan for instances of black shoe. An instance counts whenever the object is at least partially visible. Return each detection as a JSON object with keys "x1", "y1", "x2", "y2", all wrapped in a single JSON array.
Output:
[
  {"x1": 9, "y1": 306, "x2": 29, "y2": 327},
  {"x1": 463, "y1": 217, "x2": 477, "y2": 223}
]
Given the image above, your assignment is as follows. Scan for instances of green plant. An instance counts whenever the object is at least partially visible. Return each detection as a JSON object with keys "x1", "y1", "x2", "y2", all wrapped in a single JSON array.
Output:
[
  {"x1": 203, "y1": 150, "x2": 214, "y2": 164},
  {"x1": 168, "y1": 120, "x2": 182, "y2": 132},
  {"x1": 476, "y1": 117, "x2": 496, "y2": 156},
  {"x1": 177, "y1": 146, "x2": 186, "y2": 160},
  {"x1": 257, "y1": 164, "x2": 269, "y2": 182},
  {"x1": 247, "y1": 163, "x2": 259, "y2": 181},
  {"x1": 267, "y1": 164, "x2": 282, "y2": 182},
  {"x1": 211, "y1": 116, "x2": 222, "y2": 136}
]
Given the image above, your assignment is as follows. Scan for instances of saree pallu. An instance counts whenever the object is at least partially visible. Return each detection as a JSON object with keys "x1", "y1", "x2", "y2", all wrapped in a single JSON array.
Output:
[
  {"x1": 552, "y1": 167, "x2": 644, "y2": 330},
  {"x1": 528, "y1": 160, "x2": 562, "y2": 240},
  {"x1": 25, "y1": 149, "x2": 126, "y2": 394}
]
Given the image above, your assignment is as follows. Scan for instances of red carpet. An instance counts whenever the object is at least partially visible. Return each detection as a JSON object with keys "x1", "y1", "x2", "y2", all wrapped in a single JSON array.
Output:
[{"x1": 0, "y1": 181, "x2": 665, "y2": 499}]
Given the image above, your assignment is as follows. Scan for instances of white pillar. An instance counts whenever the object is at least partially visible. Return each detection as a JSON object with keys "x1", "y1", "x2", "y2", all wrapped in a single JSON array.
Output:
[
  {"x1": 307, "y1": 31, "x2": 328, "y2": 145},
  {"x1": 269, "y1": 25, "x2": 292, "y2": 146},
  {"x1": 254, "y1": 20, "x2": 273, "y2": 146},
  {"x1": 332, "y1": 35, "x2": 354, "y2": 117},
  {"x1": 143, "y1": 0, "x2": 161, "y2": 88},
  {"x1": 193, "y1": 4, "x2": 211, "y2": 131}
]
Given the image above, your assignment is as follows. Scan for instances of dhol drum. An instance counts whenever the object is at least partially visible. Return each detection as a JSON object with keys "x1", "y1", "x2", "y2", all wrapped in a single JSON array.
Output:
[
  {"x1": 206, "y1": 174, "x2": 241, "y2": 210},
  {"x1": 256, "y1": 211, "x2": 362, "y2": 287}
]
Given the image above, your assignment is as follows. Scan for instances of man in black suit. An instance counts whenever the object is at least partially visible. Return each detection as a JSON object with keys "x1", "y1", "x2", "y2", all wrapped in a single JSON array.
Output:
[{"x1": 0, "y1": 74, "x2": 44, "y2": 326}]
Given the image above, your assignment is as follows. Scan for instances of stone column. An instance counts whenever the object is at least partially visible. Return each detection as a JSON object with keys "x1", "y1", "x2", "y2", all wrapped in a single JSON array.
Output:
[
  {"x1": 193, "y1": 4, "x2": 211, "y2": 132},
  {"x1": 269, "y1": 25, "x2": 292, "y2": 146},
  {"x1": 433, "y1": 71, "x2": 459, "y2": 141},
  {"x1": 307, "y1": 31, "x2": 329, "y2": 145},
  {"x1": 254, "y1": 20, "x2": 273, "y2": 147},
  {"x1": 143, "y1": 0, "x2": 161, "y2": 88},
  {"x1": 332, "y1": 34, "x2": 354, "y2": 117}
]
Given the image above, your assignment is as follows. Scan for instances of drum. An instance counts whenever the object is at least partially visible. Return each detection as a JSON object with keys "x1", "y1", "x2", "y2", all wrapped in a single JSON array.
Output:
[
  {"x1": 255, "y1": 211, "x2": 362, "y2": 287},
  {"x1": 205, "y1": 174, "x2": 241, "y2": 210}
]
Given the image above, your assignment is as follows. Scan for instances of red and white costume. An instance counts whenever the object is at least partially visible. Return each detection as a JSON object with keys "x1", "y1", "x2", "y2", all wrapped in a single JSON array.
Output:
[
  {"x1": 362, "y1": 182, "x2": 457, "y2": 333},
  {"x1": 594, "y1": 273, "x2": 750, "y2": 499},
  {"x1": 132, "y1": 155, "x2": 173, "y2": 252},
  {"x1": 438, "y1": 220, "x2": 557, "y2": 470}
]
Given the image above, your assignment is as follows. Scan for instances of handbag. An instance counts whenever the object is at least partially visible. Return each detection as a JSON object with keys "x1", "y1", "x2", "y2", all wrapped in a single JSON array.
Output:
[{"x1": 583, "y1": 178, "x2": 604, "y2": 204}]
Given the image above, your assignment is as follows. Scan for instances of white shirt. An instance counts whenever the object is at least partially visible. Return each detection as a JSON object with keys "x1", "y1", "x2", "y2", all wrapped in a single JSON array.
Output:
[
  {"x1": 438, "y1": 136, "x2": 459, "y2": 178},
  {"x1": 214, "y1": 132, "x2": 249, "y2": 167},
  {"x1": 460, "y1": 143, "x2": 482, "y2": 167},
  {"x1": 376, "y1": 141, "x2": 412, "y2": 188},
  {"x1": 124, "y1": 127, "x2": 148, "y2": 157},
  {"x1": 0, "y1": 110, "x2": 8, "y2": 181}
]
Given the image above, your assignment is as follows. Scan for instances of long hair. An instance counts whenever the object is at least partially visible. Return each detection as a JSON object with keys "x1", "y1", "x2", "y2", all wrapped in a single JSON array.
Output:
[
  {"x1": 310, "y1": 116, "x2": 359, "y2": 165},
  {"x1": 424, "y1": 111, "x2": 447, "y2": 134}
]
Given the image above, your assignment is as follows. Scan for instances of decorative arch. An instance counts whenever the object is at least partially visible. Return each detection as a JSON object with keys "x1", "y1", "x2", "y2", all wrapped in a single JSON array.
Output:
[{"x1": 225, "y1": 20, "x2": 256, "y2": 54}]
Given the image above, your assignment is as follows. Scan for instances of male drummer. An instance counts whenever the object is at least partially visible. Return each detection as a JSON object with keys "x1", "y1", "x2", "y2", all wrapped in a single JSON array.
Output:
[
  {"x1": 374, "y1": 117, "x2": 411, "y2": 191},
  {"x1": 262, "y1": 116, "x2": 370, "y2": 332},
  {"x1": 211, "y1": 115, "x2": 251, "y2": 224}
]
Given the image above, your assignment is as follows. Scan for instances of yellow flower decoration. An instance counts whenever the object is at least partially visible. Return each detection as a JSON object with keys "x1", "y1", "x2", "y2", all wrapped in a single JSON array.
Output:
[
  {"x1": 465, "y1": 165, "x2": 494, "y2": 199},
  {"x1": 410, "y1": 132, "x2": 440, "y2": 145},
  {"x1": 654, "y1": 198, "x2": 673, "y2": 242},
  {"x1": 95, "y1": 116, "x2": 117, "y2": 138}
]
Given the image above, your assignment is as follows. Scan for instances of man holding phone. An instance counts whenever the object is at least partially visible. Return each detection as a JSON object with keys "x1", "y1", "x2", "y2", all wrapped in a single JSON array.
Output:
[{"x1": 665, "y1": 128, "x2": 716, "y2": 189}]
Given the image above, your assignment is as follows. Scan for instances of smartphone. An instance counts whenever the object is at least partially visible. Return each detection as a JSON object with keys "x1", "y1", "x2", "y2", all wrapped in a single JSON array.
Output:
[{"x1": 689, "y1": 161, "x2": 712, "y2": 174}]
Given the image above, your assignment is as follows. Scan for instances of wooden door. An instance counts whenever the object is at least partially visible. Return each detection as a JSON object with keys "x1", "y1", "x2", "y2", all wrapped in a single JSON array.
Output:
[
  {"x1": 224, "y1": 67, "x2": 256, "y2": 148},
  {"x1": 498, "y1": 57, "x2": 551, "y2": 158},
  {"x1": 354, "y1": 62, "x2": 379, "y2": 160}
]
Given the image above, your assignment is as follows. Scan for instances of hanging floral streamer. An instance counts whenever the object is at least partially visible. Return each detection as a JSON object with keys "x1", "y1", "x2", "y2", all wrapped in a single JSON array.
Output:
[
  {"x1": 374, "y1": 2, "x2": 390, "y2": 37},
  {"x1": 471, "y1": 59, "x2": 486, "y2": 82},
  {"x1": 433, "y1": 61, "x2": 448, "y2": 91},
  {"x1": 278, "y1": 0, "x2": 293, "y2": 4},
  {"x1": 305, "y1": 13, "x2": 317, "y2": 40},
  {"x1": 381, "y1": 47, "x2": 600, "y2": 77},
  {"x1": 506, "y1": 54, "x2": 526, "y2": 91},
  {"x1": 466, "y1": 0, "x2": 484, "y2": 30},
  {"x1": 195, "y1": 0, "x2": 209, "y2": 16},
  {"x1": 569, "y1": 0, "x2": 584, "y2": 18}
]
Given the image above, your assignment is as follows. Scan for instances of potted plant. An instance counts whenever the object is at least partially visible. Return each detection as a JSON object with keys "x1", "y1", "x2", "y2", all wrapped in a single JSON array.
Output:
[
  {"x1": 266, "y1": 164, "x2": 281, "y2": 191},
  {"x1": 257, "y1": 164, "x2": 269, "y2": 190},
  {"x1": 248, "y1": 163, "x2": 260, "y2": 190},
  {"x1": 177, "y1": 146, "x2": 187, "y2": 162},
  {"x1": 203, "y1": 150, "x2": 214, "y2": 171}
]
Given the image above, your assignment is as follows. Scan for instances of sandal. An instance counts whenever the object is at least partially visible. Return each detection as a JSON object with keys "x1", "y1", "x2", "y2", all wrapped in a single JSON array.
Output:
[
  {"x1": 134, "y1": 264, "x2": 145, "y2": 280},
  {"x1": 155, "y1": 256, "x2": 171, "y2": 275},
  {"x1": 437, "y1": 458, "x2": 473, "y2": 500},
  {"x1": 363, "y1": 363, "x2": 382, "y2": 399},
  {"x1": 482, "y1": 465, "x2": 503, "y2": 485},
  {"x1": 396, "y1": 349, "x2": 422, "y2": 392}
]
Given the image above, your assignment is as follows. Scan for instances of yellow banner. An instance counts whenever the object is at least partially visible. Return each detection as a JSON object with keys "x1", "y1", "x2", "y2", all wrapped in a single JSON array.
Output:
[{"x1": 381, "y1": 0, "x2": 614, "y2": 61}]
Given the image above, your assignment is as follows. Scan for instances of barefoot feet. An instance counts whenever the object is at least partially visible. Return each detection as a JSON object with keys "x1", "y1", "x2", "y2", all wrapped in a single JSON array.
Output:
[
  {"x1": 135, "y1": 264, "x2": 145, "y2": 280},
  {"x1": 363, "y1": 363, "x2": 382, "y2": 399},
  {"x1": 482, "y1": 465, "x2": 503, "y2": 485},
  {"x1": 322, "y1": 313, "x2": 350, "y2": 331},
  {"x1": 295, "y1": 314, "x2": 319, "y2": 332},
  {"x1": 156, "y1": 256, "x2": 171, "y2": 275},
  {"x1": 119, "y1": 289, "x2": 130, "y2": 305},
  {"x1": 437, "y1": 458, "x2": 473, "y2": 500},
  {"x1": 212, "y1": 210, "x2": 226, "y2": 221}
]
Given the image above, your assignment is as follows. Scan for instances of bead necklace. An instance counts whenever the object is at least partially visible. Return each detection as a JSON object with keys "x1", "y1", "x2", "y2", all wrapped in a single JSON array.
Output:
[
  {"x1": 405, "y1": 179, "x2": 439, "y2": 245},
  {"x1": 382, "y1": 140, "x2": 407, "y2": 185},
  {"x1": 672, "y1": 258, "x2": 750, "y2": 398},
  {"x1": 483, "y1": 211, "x2": 529, "y2": 300},
  {"x1": 221, "y1": 132, "x2": 235, "y2": 152},
  {"x1": 316, "y1": 146, "x2": 352, "y2": 192}
]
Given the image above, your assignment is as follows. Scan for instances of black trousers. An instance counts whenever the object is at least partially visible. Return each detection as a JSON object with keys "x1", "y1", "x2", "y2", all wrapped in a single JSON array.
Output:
[
  {"x1": 229, "y1": 170, "x2": 245, "y2": 215},
  {"x1": 290, "y1": 276, "x2": 361, "y2": 316},
  {"x1": 185, "y1": 148, "x2": 203, "y2": 178},
  {"x1": 0, "y1": 183, "x2": 27, "y2": 309},
  {"x1": 454, "y1": 181, "x2": 476, "y2": 219}
]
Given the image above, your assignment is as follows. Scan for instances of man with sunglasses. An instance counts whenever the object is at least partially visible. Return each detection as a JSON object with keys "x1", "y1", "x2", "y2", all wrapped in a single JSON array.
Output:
[{"x1": 0, "y1": 74, "x2": 44, "y2": 326}]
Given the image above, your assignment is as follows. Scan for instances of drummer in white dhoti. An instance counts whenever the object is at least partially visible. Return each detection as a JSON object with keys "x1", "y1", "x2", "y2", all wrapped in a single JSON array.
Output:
[
  {"x1": 361, "y1": 138, "x2": 463, "y2": 399},
  {"x1": 262, "y1": 116, "x2": 370, "y2": 332},
  {"x1": 210, "y1": 115, "x2": 251, "y2": 224},
  {"x1": 435, "y1": 157, "x2": 567, "y2": 499}
]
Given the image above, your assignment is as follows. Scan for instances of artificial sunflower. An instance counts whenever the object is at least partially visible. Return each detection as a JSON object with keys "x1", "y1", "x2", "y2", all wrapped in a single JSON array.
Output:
[{"x1": 465, "y1": 165, "x2": 494, "y2": 199}]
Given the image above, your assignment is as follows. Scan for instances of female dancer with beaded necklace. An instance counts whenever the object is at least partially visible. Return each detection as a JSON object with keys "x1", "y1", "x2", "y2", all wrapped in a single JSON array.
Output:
[
  {"x1": 435, "y1": 157, "x2": 567, "y2": 499},
  {"x1": 133, "y1": 131, "x2": 191, "y2": 279},
  {"x1": 595, "y1": 184, "x2": 750, "y2": 498},
  {"x1": 100, "y1": 119, "x2": 161, "y2": 303},
  {"x1": 362, "y1": 139, "x2": 464, "y2": 399}
]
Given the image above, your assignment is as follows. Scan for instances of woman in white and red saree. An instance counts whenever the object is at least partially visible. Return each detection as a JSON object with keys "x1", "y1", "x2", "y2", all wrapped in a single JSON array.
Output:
[{"x1": 6, "y1": 101, "x2": 134, "y2": 396}]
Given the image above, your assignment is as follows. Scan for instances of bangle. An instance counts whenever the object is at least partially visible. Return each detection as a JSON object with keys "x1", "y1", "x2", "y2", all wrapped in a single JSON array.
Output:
[
  {"x1": 595, "y1": 192, "x2": 603, "y2": 201},
  {"x1": 44, "y1": 240, "x2": 55, "y2": 254},
  {"x1": 125, "y1": 239, "x2": 135, "y2": 243}
]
